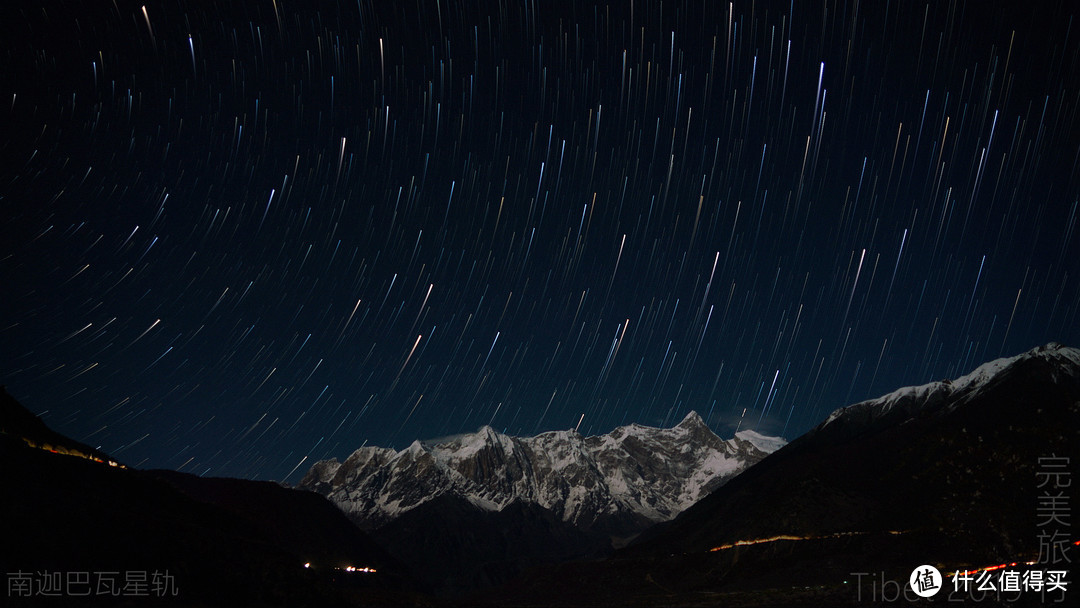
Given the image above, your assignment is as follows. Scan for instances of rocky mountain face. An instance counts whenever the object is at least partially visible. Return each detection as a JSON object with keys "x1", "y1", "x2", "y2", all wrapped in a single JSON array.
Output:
[
  {"x1": 298, "y1": 412, "x2": 785, "y2": 591},
  {"x1": 300, "y1": 411, "x2": 784, "y2": 536}
]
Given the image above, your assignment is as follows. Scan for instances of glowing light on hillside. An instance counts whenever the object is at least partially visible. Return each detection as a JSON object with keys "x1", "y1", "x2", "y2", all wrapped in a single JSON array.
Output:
[{"x1": 708, "y1": 530, "x2": 890, "y2": 552}]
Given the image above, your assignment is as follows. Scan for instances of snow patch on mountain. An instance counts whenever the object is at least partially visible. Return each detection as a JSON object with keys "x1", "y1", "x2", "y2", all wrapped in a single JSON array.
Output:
[{"x1": 735, "y1": 429, "x2": 789, "y2": 454}]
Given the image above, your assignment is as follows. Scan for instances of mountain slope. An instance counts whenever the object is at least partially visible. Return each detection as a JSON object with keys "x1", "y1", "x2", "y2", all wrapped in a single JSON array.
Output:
[
  {"x1": 371, "y1": 493, "x2": 610, "y2": 592},
  {"x1": 0, "y1": 388, "x2": 411, "y2": 607},
  {"x1": 493, "y1": 343, "x2": 1080, "y2": 606},
  {"x1": 0, "y1": 385, "x2": 118, "y2": 465},
  {"x1": 632, "y1": 343, "x2": 1079, "y2": 554}
]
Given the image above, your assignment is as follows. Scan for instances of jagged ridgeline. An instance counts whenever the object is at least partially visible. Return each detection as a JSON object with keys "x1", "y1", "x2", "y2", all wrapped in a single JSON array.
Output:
[{"x1": 298, "y1": 413, "x2": 785, "y2": 591}]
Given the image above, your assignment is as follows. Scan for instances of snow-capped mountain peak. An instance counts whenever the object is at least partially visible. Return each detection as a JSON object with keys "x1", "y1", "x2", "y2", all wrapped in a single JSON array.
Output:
[
  {"x1": 299, "y1": 412, "x2": 785, "y2": 534},
  {"x1": 676, "y1": 410, "x2": 707, "y2": 428}
]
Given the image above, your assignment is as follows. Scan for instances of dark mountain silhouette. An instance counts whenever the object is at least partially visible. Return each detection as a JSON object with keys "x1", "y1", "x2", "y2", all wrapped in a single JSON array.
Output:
[
  {"x1": 370, "y1": 493, "x2": 612, "y2": 594},
  {"x1": 0, "y1": 387, "x2": 418, "y2": 607},
  {"x1": 484, "y1": 344, "x2": 1080, "y2": 607},
  {"x1": 0, "y1": 385, "x2": 117, "y2": 465}
]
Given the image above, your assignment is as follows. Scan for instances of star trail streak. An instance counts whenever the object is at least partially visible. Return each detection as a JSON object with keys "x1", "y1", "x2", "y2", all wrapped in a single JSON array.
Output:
[{"x1": 1, "y1": 0, "x2": 1078, "y2": 481}]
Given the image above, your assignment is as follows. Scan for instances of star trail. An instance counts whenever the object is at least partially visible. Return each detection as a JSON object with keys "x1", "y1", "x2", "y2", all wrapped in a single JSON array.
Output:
[{"x1": 2, "y1": 0, "x2": 1078, "y2": 482}]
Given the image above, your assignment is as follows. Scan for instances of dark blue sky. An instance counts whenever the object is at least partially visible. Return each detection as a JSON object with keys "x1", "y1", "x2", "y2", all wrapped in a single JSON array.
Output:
[{"x1": 2, "y1": 0, "x2": 1077, "y2": 482}]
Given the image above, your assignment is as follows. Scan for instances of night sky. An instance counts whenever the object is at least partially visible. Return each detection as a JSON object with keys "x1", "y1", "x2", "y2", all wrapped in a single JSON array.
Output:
[{"x1": 2, "y1": 0, "x2": 1078, "y2": 482}]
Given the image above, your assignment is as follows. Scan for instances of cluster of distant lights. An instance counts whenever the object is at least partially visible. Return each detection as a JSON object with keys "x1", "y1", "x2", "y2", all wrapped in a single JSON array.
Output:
[
  {"x1": 303, "y1": 562, "x2": 376, "y2": 574},
  {"x1": 708, "y1": 530, "x2": 905, "y2": 552},
  {"x1": 719, "y1": 536, "x2": 1080, "y2": 587},
  {"x1": 948, "y1": 561, "x2": 1036, "y2": 578},
  {"x1": 16, "y1": 436, "x2": 125, "y2": 468},
  {"x1": 710, "y1": 533, "x2": 1080, "y2": 577},
  {"x1": 947, "y1": 540, "x2": 1080, "y2": 579}
]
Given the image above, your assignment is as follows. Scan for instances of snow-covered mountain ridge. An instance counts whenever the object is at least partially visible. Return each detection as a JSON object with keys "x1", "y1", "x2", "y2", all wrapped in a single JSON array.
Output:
[
  {"x1": 822, "y1": 342, "x2": 1080, "y2": 431},
  {"x1": 298, "y1": 411, "x2": 785, "y2": 532}
]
